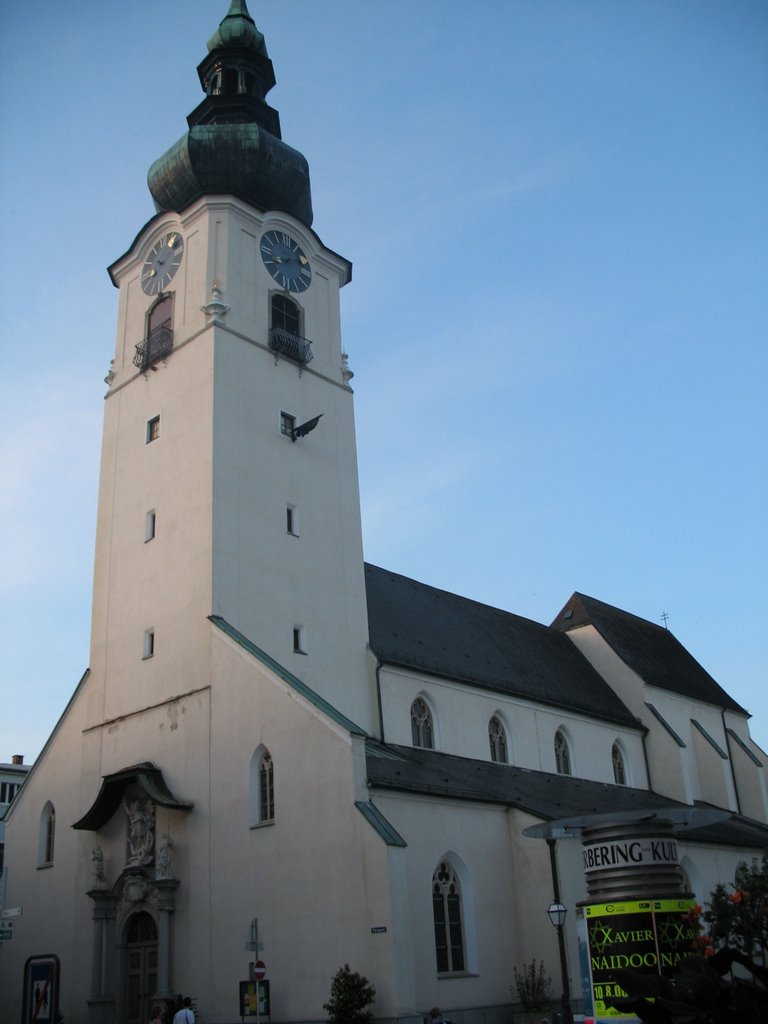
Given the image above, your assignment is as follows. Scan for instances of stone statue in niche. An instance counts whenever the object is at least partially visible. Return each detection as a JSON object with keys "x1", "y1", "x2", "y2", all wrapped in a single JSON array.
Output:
[
  {"x1": 91, "y1": 845, "x2": 107, "y2": 889},
  {"x1": 124, "y1": 797, "x2": 155, "y2": 867},
  {"x1": 156, "y1": 832, "x2": 174, "y2": 879}
]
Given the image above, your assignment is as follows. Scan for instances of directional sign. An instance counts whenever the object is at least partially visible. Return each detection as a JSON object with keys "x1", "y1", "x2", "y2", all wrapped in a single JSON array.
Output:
[
  {"x1": 0, "y1": 928, "x2": 14, "y2": 940},
  {"x1": 1, "y1": 907, "x2": 22, "y2": 917}
]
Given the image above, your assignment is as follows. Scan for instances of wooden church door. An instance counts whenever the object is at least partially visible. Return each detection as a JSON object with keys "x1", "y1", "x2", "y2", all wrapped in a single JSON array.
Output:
[{"x1": 123, "y1": 911, "x2": 158, "y2": 1024}]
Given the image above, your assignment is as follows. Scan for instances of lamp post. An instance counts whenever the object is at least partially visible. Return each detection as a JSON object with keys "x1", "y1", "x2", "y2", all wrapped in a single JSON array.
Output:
[{"x1": 546, "y1": 901, "x2": 573, "y2": 1024}]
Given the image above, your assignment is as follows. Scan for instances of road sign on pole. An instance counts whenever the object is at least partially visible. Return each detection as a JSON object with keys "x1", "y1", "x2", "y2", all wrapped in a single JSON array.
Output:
[
  {"x1": 0, "y1": 928, "x2": 14, "y2": 941},
  {"x1": 251, "y1": 960, "x2": 266, "y2": 981}
]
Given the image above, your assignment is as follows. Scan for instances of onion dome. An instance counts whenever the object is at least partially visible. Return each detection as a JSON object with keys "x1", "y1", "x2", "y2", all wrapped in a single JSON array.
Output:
[{"x1": 147, "y1": 0, "x2": 312, "y2": 226}]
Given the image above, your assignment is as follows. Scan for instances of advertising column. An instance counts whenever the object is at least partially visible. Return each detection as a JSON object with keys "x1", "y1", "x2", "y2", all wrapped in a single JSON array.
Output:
[{"x1": 579, "y1": 819, "x2": 696, "y2": 1022}]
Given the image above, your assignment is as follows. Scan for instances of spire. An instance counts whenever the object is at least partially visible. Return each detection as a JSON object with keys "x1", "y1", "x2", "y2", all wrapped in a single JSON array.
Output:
[
  {"x1": 147, "y1": 0, "x2": 313, "y2": 226},
  {"x1": 206, "y1": 1, "x2": 266, "y2": 55}
]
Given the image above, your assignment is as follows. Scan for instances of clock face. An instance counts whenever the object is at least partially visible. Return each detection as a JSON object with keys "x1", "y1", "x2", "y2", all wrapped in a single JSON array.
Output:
[
  {"x1": 260, "y1": 230, "x2": 312, "y2": 293},
  {"x1": 141, "y1": 231, "x2": 184, "y2": 295}
]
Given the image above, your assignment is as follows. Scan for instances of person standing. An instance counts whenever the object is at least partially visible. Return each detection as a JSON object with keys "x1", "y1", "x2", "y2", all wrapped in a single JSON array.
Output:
[{"x1": 173, "y1": 997, "x2": 195, "y2": 1024}]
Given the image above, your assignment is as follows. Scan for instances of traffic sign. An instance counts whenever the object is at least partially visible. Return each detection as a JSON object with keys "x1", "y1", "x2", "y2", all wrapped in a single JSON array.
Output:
[
  {"x1": 1, "y1": 907, "x2": 22, "y2": 917},
  {"x1": 0, "y1": 928, "x2": 14, "y2": 940},
  {"x1": 251, "y1": 960, "x2": 266, "y2": 981}
]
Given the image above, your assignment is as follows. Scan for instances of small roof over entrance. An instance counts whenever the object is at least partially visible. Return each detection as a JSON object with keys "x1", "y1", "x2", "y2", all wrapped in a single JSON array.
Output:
[{"x1": 73, "y1": 762, "x2": 193, "y2": 830}]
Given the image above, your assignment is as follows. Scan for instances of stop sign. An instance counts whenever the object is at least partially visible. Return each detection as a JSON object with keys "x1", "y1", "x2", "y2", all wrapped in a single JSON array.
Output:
[{"x1": 253, "y1": 960, "x2": 266, "y2": 980}]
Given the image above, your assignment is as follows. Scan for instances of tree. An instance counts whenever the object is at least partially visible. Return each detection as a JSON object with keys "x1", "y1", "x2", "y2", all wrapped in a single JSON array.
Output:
[
  {"x1": 702, "y1": 852, "x2": 768, "y2": 966},
  {"x1": 604, "y1": 854, "x2": 768, "y2": 1022},
  {"x1": 323, "y1": 964, "x2": 376, "y2": 1024}
]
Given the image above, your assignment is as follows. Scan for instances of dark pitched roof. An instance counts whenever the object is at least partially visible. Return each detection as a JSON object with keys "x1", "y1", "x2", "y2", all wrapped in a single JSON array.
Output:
[
  {"x1": 365, "y1": 742, "x2": 768, "y2": 851},
  {"x1": 551, "y1": 593, "x2": 746, "y2": 714},
  {"x1": 364, "y1": 564, "x2": 640, "y2": 729}
]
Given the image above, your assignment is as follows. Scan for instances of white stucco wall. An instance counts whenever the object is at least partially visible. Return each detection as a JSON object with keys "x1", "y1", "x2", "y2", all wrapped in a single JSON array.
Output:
[
  {"x1": 378, "y1": 664, "x2": 648, "y2": 788},
  {"x1": 561, "y1": 623, "x2": 768, "y2": 818}
]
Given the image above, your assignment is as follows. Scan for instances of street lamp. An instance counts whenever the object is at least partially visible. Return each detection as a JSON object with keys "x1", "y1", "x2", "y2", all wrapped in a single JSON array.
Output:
[
  {"x1": 546, "y1": 901, "x2": 573, "y2": 1024},
  {"x1": 547, "y1": 902, "x2": 567, "y2": 929}
]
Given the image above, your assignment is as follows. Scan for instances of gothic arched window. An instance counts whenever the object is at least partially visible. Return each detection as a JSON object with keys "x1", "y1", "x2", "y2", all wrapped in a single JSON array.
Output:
[
  {"x1": 554, "y1": 729, "x2": 571, "y2": 776},
  {"x1": 432, "y1": 861, "x2": 465, "y2": 974},
  {"x1": 489, "y1": 715, "x2": 508, "y2": 764},
  {"x1": 250, "y1": 747, "x2": 275, "y2": 826},
  {"x1": 612, "y1": 742, "x2": 627, "y2": 785},
  {"x1": 259, "y1": 751, "x2": 274, "y2": 823},
  {"x1": 411, "y1": 698, "x2": 434, "y2": 749},
  {"x1": 38, "y1": 802, "x2": 55, "y2": 866}
]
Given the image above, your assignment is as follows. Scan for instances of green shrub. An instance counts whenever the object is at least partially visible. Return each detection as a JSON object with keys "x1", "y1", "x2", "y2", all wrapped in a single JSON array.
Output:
[
  {"x1": 324, "y1": 964, "x2": 376, "y2": 1024},
  {"x1": 512, "y1": 958, "x2": 552, "y2": 1011}
]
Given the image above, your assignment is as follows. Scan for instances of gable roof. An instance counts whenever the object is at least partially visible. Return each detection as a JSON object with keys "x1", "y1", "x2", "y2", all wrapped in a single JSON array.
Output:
[
  {"x1": 365, "y1": 742, "x2": 768, "y2": 850},
  {"x1": 364, "y1": 564, "x2": 640, "y2": 729},
  {"x1": 551, "y1": 593, "x2": 746, "y2": 714}
]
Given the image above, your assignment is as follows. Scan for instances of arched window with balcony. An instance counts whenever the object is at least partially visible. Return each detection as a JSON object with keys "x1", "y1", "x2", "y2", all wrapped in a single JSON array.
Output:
[
  {"x1": 135, "y1": 293, "x2": 174, "y2": 372},
  {"x1": 269, "y1": 294, "x2": 312, "y2": 364}
]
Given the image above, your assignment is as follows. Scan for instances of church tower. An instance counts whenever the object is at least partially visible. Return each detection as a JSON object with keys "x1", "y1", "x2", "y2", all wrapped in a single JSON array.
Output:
[{"x1": 93, "y1": 0, "x2": 375, "y2": 735}]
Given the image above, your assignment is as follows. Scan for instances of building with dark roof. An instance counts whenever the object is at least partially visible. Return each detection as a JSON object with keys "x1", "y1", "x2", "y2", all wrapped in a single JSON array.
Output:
[{"x1": 1, "y1": 5, "x2": 765, "y2": 1024}]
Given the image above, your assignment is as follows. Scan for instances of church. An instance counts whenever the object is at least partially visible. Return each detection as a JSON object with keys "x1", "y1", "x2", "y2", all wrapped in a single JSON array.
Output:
[{"x1": 1, "y1": 4, "x2": 766, "y2": 1024}]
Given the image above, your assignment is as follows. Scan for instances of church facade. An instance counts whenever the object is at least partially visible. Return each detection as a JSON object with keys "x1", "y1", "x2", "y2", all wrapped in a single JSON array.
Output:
[{"x1": 1, "y1": 5, "x2": 766, "y2": 1024}]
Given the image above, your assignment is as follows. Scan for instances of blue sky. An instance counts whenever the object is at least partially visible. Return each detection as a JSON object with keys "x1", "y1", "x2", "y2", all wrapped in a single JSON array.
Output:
[{"x1": 1, "y1": 0, "x2": 766, "y2": 761}]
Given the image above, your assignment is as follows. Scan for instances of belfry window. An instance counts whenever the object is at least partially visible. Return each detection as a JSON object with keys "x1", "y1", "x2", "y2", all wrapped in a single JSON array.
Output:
[
  {"x1": 489, "y1": 715, "x2": 508, "y2": 764},
  {"x1": 554, "y1": 729, "x2": 571, "y2": 776},
  {"x1": 224, "y1": 68, "x2": 239, "y2": 94},
  {"x1": 411, "y1": 698, "x2": 434, "y2": 749},
  {"x1": 432, "y1": 861, "x2": 465, "y2": 974}
]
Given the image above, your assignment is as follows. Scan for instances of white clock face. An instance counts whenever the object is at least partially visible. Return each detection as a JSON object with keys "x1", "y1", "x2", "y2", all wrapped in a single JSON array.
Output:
[{"x1": 141, "y1": 232, "x2": 184, "y2": 295}]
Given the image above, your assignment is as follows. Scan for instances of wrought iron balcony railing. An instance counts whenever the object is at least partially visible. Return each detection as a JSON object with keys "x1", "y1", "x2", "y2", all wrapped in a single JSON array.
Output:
[
  {"x1": 134, "y1": 324, "x2": 174, "y2": 372},
  {"x1": 268, "y1": 326, "x2": 313, "y2": 365}
]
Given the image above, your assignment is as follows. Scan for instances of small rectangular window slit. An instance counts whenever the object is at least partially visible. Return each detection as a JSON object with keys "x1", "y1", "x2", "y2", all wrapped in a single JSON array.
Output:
[
  {"x1": 143, "y1": 629, "x2": 155, "y2": 659},
  {"x1": 293, "y1": 626, "x2": 306, "y2": 654},
  {"x1": 146, "y1": 415, "x2": 160, "y2": 443},
  {"x1": 286, "y1": 505, "x2": 298, "y2": 536},
  {"x1": 145, "y1": 510, "x2": 156, "y2": 542}
]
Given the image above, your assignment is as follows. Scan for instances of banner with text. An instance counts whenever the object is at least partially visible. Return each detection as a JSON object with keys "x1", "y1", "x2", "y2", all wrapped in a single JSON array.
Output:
[{"x1": 583, "y1": 897, "x2": 696, "y2": 1021}]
